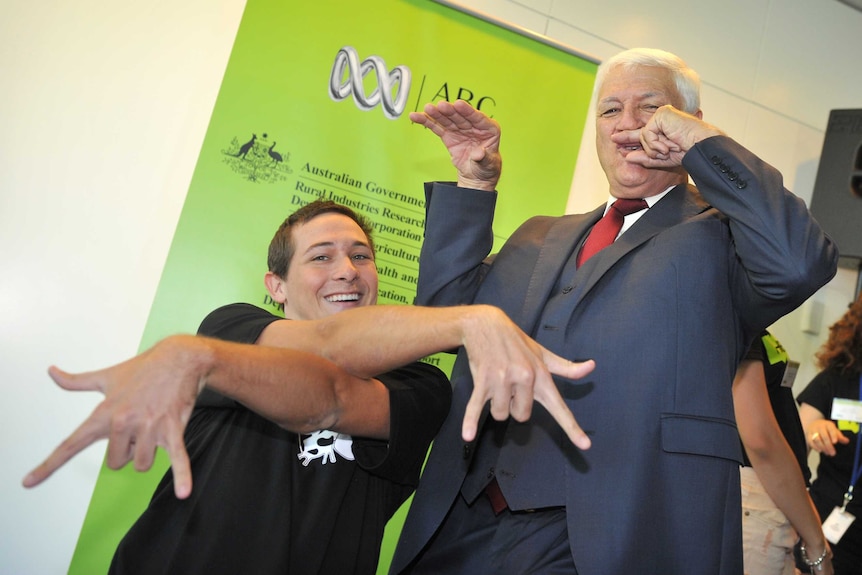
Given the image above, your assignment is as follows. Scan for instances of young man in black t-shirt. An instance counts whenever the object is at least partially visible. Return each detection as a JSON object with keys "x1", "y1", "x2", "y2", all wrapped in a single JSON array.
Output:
[{"x1": 106, "y1": 200, "x2": 452, "y2": 574}]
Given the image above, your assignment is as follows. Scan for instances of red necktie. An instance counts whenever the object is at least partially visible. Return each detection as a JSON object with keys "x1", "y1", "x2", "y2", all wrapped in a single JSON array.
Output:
[{"x1": 577, "y1": 198, "x2": 648, "y2": 267}]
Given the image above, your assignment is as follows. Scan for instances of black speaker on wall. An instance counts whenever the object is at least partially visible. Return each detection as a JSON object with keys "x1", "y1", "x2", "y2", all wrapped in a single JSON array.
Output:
[{"x1": 809, "y1": 109, "x2": 862, "y2": 270}]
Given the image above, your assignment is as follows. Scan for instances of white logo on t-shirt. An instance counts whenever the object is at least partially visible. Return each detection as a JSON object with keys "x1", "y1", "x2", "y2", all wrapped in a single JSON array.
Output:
[{"x1": 297, "y1": 430, "x2": 355, "y2": 466}]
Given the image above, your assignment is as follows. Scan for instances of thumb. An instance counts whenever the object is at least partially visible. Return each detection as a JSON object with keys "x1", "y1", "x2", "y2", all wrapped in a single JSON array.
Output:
[
  {"x1": 543, "y1": 351, "x2": 596, "y2": 381},
  {"x1": 48, "y1": 366, "x2": 105, "y2": 393}
]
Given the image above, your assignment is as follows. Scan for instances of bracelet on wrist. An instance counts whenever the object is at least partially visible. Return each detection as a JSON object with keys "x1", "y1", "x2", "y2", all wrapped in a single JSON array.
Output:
[{"x1": 800, "y1": 541, "x2": 829, "y2": 572}]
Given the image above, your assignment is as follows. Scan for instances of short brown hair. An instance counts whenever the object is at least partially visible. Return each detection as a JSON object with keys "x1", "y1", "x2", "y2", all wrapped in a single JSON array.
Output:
[{"x1": 267, "y1": 199, "x2": 375, "y2": 278}]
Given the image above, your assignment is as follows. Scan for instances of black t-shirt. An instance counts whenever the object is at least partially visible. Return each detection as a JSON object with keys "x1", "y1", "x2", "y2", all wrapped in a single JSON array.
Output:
[
  {"x1": 739, "y1": 331, "x2": 810, "y2": 483},
  {"x1": 110, "y1": 303, "x2": 451, "y2": 575},
  {"x1": 797, "y1": 368, "x2": 862, "y2": 558}
]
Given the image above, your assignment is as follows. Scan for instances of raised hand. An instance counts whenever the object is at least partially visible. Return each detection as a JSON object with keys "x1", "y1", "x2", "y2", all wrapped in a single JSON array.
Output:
[
  {"x1": 458, "y1": 306, "x2": 596, "y2": 449},
  {"x1": 410, "y1": 99, "x2": 502, "y2": 191},
  {"x1": 22, "y1": 335, "x2": 205, "y2": 499}
]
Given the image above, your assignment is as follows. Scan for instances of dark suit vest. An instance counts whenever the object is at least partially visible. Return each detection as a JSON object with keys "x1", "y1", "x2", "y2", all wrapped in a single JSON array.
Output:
[{"x1": 460, "y1": 231, "x2": 593, "y2": 511}]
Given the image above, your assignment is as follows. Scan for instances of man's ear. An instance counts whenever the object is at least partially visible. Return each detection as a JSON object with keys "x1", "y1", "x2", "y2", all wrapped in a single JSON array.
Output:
[{"x1": 264, "y1": 271, "x2": 287, "y2": 304}]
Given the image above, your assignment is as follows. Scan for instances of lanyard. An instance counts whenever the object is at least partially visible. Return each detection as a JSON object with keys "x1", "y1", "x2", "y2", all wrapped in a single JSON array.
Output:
[{"x1": 841, "y1": 374, "x2": 862, "y2": 512}]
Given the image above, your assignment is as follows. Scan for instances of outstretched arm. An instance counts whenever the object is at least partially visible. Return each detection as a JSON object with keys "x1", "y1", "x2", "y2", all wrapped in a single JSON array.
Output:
[
  {"x1": 410, "y1": 99, "x2": 502, "y2": 191},
  {"x1": 262, "y1": 304, "x2": 595, "y2": 445},
  {"x1": 733, "y1": 360, "x2": 832, "y2": 573},
  {"x1": 23, "y1": 336, "x2": 387, "y2": 499},
  {"x1": 24, "y1": 304, "x2": 595, "y2": 496}
]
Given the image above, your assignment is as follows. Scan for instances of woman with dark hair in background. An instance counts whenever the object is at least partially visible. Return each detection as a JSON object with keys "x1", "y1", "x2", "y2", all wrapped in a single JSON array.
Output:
[{"x1": 798, "y1": 293, "x2": 862, "y2": 574}]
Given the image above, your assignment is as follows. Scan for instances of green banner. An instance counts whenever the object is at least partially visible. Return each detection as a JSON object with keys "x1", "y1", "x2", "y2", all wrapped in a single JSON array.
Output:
[{"x1": 69, "y1": 1, "x2": 596, "y2": 572}]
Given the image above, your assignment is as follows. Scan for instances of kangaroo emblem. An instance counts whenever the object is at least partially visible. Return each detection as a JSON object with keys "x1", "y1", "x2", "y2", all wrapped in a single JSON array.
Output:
[{"x1": 235, "y1": 134, "x2": 257, "y2": 159}]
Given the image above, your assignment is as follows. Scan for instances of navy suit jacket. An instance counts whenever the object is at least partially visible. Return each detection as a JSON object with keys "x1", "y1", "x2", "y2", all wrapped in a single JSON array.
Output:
[{"x1": 390, "y1": 136, "x2": 838, "y2": 575}]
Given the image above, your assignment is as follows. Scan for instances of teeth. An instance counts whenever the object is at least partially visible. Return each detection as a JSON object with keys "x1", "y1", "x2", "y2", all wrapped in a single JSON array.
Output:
[{"x1": 326, "y1": 294, "x2": 361, "y2": 302}]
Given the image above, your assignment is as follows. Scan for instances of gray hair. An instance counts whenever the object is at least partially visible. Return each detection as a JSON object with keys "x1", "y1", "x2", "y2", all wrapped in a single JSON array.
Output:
[{"x1": 595, "y1": 48, "x2": 701, "y2": 114}]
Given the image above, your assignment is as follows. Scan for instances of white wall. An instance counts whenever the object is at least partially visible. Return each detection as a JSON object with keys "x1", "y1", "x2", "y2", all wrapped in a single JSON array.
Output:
[
  {"x1": 2, "y1": 0, "x2": 860, "y2": 572},
  {"x1": 0, "y1": 1, "x2": 247, "y2": 572}
]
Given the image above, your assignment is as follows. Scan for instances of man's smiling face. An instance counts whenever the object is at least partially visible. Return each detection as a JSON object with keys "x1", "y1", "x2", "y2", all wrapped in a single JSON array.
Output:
[{"x1": 279, "y1": 212, "x2": 378, "y2": 320}]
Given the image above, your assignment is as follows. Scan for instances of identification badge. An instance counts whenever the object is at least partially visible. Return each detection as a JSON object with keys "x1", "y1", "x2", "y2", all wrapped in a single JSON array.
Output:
[
  {"x1": 780, "y1": 360, "x2": 799, "y2": 389},
  {"x1": 831, "y1": 398, "x2": 862, "y2": 423},
  {"x1": 823, "y1": 506, "x2": 856, "y2": 544}
]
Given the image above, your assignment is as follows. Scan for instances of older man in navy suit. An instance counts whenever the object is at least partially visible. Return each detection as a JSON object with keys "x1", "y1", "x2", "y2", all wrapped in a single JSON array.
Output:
[{"x1": 391, "y1": 48, "x2": 838, "y2": 575}]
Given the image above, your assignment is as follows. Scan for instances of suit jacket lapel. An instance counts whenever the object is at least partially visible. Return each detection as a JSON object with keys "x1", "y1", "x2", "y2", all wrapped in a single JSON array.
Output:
[
  {"x1": 571, "y1": 185, "x2": 708, "y2": 307},
  {"x1": 496, "y1": 184, "x2": 709, "y2": 336},
  {"x1": 515, "y1": 206, "x2": 602, "y2": 336}
]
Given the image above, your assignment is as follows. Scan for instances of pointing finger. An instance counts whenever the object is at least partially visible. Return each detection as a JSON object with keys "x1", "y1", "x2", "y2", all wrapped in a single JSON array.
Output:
[
  {"x1": 534, "y1": 375, "x2": 591, "y2": 450},
  {"x1": 22, "y1": 412, "x2": 106, "y2": 488},
  {"x1": 462, "y1": 386, "x2": 489, "y2": 443}
]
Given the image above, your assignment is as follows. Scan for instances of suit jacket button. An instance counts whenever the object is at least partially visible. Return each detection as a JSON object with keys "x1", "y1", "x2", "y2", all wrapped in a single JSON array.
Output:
[
  {"x1": 736, "y1": 179, "x2": 748, "y2": 189},
  {"x1": 562, "y1": 285, "x2": 573, "y2": 294}
]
